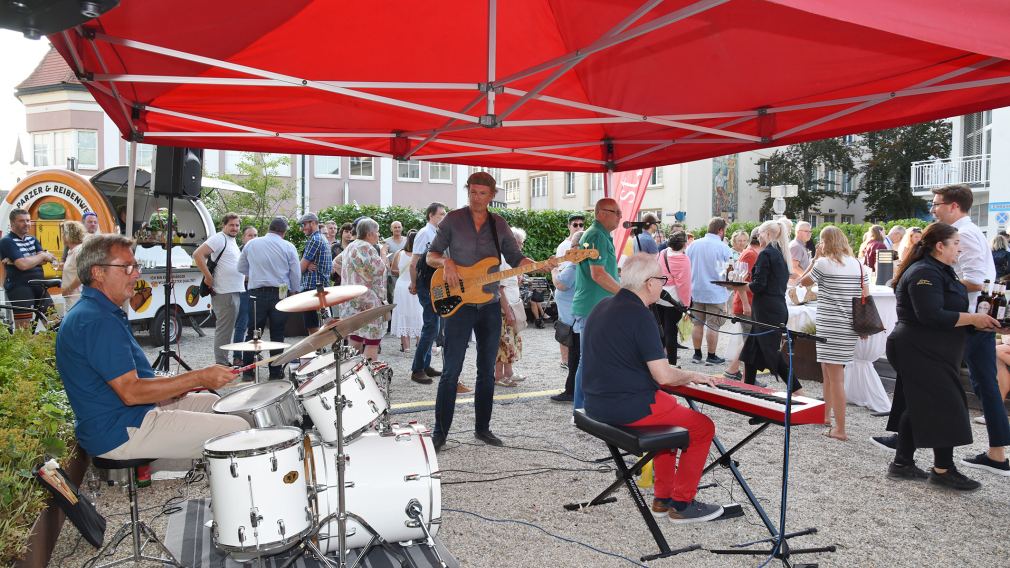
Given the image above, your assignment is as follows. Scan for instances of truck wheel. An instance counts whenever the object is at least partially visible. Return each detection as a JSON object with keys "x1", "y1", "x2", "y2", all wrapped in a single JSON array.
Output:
[{"x1": 150, "y1": 307, "x2": 181, "y2": 344}]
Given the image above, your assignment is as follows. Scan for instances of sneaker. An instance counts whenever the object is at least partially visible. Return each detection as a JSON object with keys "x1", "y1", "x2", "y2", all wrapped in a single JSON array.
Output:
[
  {"x1": 928, "y1": 466, "x2": 981, "y2": 491},
  {"x1": 960, "y1": 452, "x2": 1010, "y2": 477},
  {"x1": 457, "y1": 382, "x2": 473, "y2": 393},
  {"x1": 691, "y1": 353, "x2": 703, "y2": 364},
  {"x1": 974, "y1": 416, "x2": 987, "y2": 425},
  {"x1": 723, "y1": 370, "x2": 742, "y2": 381},
  {"x1": 705, "y1": 354, "x2": 726, "y2": 366},
  {"x1": 887, "y1": 461, "x2": 928, "y2": 481},
  {"x1": 651, "y1": 498, "x2": 674, "y2": 517},
  {"x1": 667, "y1": 500, "x2": 724, "y2": 524},
  {"x1": 870, "y1": 434, "x2": 898, "y2": 452},
  {"x1": 560, "y1": 362, "x2": 568, "y2": 371},
  {"x1": 410, "y1": 371, "x2": 433, "y2": 385},
  {"x1": 676, "y1": 342, "x2": 689, "y2": 350},
  {"x1": 550, "y1": 392, "x2": 574, "y2": 403}
]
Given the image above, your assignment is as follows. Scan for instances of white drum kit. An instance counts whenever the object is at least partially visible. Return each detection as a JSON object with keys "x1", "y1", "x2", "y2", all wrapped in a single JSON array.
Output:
[{"x1": 202, "y1": 287, "x2": 445, "y2": 567}]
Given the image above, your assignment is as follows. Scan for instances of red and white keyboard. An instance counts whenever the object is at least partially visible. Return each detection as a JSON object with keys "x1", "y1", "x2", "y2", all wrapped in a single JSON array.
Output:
[{"x1": 665, "y1": 377, "x2": 825, "y2": 426}]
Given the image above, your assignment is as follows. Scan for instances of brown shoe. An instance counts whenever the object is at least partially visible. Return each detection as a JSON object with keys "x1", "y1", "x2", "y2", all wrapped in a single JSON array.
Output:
[
  {"x1": 457, "y1": 381, "x2": 472, "y2": 393},
  {"x1": 411, "y1": 371, "x2": 433, "y2": 385}
]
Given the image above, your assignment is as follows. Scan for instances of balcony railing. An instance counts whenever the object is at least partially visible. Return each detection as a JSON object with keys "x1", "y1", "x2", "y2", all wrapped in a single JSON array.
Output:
[{"x1": 910, "y1": 154, "x2": 990, "y2": 192}]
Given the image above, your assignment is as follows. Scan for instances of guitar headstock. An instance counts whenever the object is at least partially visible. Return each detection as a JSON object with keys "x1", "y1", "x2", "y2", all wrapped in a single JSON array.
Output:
[{"x1": 562, "y1": 247, "x2": 600, "y2": 263}]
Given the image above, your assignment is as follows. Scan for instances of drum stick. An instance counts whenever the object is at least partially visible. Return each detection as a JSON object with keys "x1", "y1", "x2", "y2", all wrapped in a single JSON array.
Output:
[{"x1": 230, "y1": 355, "x2": 280, "y2": 374}]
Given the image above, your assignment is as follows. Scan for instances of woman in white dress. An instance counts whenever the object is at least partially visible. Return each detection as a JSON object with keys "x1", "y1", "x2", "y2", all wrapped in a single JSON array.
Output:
[
  {"x1": 800, "y1": 226, "x2": 868, "y2": 441},
  {"x1": 391, "y1": 230, "x2": 424, "y2": 353}
]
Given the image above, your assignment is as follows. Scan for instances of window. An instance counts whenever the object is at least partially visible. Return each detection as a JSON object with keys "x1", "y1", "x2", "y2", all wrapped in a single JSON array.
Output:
[
  {"x1": 757, "y1": 159, "x2": 771, "y2": 188},
  {"x1": 590, "y1": 173, "x2": 604, "y2": 192},
  {"x1": 962, "y1": 111, "x2": 992, "y2": 157},
  {"x1": 808, "y1": 215, "x2": 817, "y2": 226},
  {"x1": 841, "y1": 172, "x2": 853, "y2": 195},
  {"x1": 842, "y1": 134, "x2": 855, "y2": 146},
  {"x1": 825, "y1": 169, "x2": 837, "y2": 191},
  {"x1": 648, "y1": 168, "x2": 663, "y2": 187},
  {"x1": 314, "y1": 156, "x2": 341, "y2": 178},
  {"x1": 530, "y1": 175, "x2": 548, "y2": 198},
  {"x1": 397, "y1": 159, "x2": 420, "y2": 181},
  {"x1": 564, "y1": 172, "x2": 576, "y2": 196},
  {"x1": 469, "y1": 166, "x2": 501, "y2": 183},
  {"x1": 136, "y1": 143, "x2": 156, "y2": 172},
  {"x1": 822, "y1": 214, "x2": 836, "y2": 224},
  {"x1": 350, "y1": 157, "x2": 374, "y2": 179},
  {"x1": 429, "y1": 162, "x2": 452, "y2": 183},
  {"x1": 504, "y1": 179, "x2": 520, "y2": 203},
  {"x1": 32, "y1": 130, "x2": 98, "y2": 169},
  {"x1": 841, "y1": 215, "x2": 854, "y2": 224}
]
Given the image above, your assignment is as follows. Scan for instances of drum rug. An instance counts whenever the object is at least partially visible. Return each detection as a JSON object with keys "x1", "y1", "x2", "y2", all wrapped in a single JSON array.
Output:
[{"x1": 163, "y1": 499, "x2": 458, "y2": 567}]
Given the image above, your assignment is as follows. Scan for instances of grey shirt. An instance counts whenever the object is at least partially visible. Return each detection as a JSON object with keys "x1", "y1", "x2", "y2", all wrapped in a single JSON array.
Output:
[
  {"x1": 238, "y1": 232, "x2": 301, "y2": 291},
  {"x1": 428, "y1": 207, "x2": 525, "y2": 301},
  {"x1": 789, "y1": 239, "x2": 811, "y2": 271}
]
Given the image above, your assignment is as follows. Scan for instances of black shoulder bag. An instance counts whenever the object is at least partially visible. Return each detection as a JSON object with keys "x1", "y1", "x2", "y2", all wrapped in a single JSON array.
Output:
[{"x1": 199, "y1": 241, "x2": 227, "y2": 297}]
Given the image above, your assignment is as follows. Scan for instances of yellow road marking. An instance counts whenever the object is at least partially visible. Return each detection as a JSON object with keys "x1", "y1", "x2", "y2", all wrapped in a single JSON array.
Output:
[{"x1": 390, "y1": 388, "x2": 563, "y2": 410}]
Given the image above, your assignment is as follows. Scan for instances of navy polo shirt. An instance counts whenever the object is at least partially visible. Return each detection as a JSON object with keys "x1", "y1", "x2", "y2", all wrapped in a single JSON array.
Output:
[
  {"x1": 582, "y1": 288, "x2": 667, "y2": 425},
  {"x1": 56, "y1": 287, "x2": 155, "y2": 456}
]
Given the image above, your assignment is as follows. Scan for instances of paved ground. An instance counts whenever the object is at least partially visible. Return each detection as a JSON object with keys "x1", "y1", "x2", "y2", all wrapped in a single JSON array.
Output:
[{"x1": 47, "y1": 320, "x2": 1009, "y2": 567}]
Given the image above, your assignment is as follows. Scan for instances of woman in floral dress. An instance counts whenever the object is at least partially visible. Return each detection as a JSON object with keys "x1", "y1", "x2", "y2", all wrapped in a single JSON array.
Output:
[{"x1": 335, "y1": 218, "x2": 388, "y2": 360}]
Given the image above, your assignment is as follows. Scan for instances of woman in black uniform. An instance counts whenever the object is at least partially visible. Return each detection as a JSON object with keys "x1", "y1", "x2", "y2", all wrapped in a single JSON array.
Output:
[
  {"x1": 886, "y1": 222, "x2": 999, "y2": 490},
  {"x1": 740, "y1": 220, "x2": 803, "y2": 394}
]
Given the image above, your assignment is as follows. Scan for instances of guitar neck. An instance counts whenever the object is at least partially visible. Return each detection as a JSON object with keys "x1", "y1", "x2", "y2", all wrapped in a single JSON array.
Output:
[{"x1": 473, "y1": 259, "x2": 549, "y2": 285}]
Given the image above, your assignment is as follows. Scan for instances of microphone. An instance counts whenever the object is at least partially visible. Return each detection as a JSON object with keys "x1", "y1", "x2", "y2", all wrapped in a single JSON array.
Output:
[
  {"x1": 623, "y1": 220, "x2": 649, "y2": 229},
  {"x1": 659, "y1": 289, "x2": 688, "y2": 314}
]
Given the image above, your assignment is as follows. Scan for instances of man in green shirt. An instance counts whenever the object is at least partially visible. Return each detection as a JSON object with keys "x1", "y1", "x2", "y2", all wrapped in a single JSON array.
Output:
[{"x1": 571, "y1": 198, "x2": 622, "y2": 409}]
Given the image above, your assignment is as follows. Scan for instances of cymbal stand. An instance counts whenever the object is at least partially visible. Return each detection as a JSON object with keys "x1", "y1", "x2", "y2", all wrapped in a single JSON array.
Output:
[{"x1": 248, "y1": 295, "x2": 263, "y2": 384}]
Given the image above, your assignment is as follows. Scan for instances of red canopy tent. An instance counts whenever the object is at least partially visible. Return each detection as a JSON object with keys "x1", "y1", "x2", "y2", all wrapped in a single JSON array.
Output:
[{"x1": 46, "y1": 0, "x2": 1010, "y2": 173}]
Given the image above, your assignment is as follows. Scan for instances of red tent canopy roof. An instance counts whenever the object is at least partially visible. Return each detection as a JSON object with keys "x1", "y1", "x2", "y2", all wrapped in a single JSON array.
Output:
[{"x1": 47, "y1": 0, "x2": 1010, "y2": 172}]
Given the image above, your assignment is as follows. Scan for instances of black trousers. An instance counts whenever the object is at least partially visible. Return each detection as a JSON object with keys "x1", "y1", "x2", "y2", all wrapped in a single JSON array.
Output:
[
  {"x1": 563, "y1": 332, "x2": 581, "y2": 396},
  {"x1": 895, "y1": 410, "x2": 954, "y2": 469},
  {"x1": 657, "y1": 304, "x2": 682, "y2": 366},
  {"x1": 243, "y1": 287, "x2": 288, "y2": 378}
]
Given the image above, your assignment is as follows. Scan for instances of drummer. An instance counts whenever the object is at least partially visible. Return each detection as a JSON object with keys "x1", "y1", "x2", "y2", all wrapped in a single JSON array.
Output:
[{"x1": 56, "y1": 234, "x2": 248, "y2": 461}]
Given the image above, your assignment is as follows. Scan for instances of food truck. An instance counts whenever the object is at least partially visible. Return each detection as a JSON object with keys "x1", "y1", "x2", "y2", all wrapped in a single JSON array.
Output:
[{"x1": 0, "y1": 166, "x2": 233, "y2": 342}]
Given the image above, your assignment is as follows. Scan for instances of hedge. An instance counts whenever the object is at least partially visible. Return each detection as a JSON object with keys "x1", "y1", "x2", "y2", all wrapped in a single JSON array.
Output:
[{"x1": 690, "y1": 219, "x2": 930, "y2": 253}]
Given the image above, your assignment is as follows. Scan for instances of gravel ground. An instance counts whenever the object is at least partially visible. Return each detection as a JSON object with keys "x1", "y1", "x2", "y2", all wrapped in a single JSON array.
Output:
[{"x1": 47, "y1": 320, "x2": 1009, "y2": 567}]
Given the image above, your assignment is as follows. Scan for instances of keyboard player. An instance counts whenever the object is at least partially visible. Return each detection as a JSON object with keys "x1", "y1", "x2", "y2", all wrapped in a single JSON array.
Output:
[{"x1": 582, "y1": 253, "x2": 724, "y2": 523}]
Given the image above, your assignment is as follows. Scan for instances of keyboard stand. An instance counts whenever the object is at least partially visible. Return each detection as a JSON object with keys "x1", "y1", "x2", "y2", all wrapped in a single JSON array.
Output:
[{"x1": 685, "y1": 399, "x2": 836, "y2": 567}]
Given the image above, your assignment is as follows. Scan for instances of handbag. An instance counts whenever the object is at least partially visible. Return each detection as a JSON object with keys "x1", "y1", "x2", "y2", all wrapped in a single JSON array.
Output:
[
  {"x1": 199, "y1": 241, "x2": 227, "y2": 297},
  {"x1": 554, "y1": 320, "x2": 575, "y2": 347},
  {"x1": 851, "y1": 262, "x2": 885, "y2": 335},
  {"x1": 656, "y1": 250, "x2": 681, "y2": 308}
]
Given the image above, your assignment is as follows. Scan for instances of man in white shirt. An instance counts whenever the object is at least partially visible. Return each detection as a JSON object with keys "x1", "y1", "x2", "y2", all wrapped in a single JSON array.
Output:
[
  {"x1": 194, "y1": 213, "x2": 245, "y2": 366},
  {"x1": 409, "y1": 202, "x2": 448, "y2": 384},
  {"x1": 930, "y1": 184, "x2": 1010, "y2": 475},
  {"x1": 685, "y1": 217, "x2": 731, "y2": 365},
  {"x1": 555, "y1": 213, "x2": 586, "y2": 268}
]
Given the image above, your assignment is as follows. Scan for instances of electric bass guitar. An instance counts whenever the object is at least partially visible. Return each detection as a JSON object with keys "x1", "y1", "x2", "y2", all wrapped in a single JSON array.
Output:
[{"x1": 430, "y1": 247, "x2": 599, "y2": 317}]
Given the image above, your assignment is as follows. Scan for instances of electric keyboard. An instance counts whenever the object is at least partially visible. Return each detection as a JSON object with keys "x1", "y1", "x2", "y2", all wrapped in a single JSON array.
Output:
[{"x1": 665, "y1": 377, "x2": 825, "y2": 425}]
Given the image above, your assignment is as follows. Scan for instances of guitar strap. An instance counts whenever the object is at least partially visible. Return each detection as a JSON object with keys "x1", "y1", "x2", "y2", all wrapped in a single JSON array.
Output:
[{"x1": 487, "y1": 211, "x2": 504, "y2": 260}]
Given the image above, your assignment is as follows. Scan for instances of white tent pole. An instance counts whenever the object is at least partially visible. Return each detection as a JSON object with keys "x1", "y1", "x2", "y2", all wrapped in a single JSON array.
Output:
[
  {"x1": 495, "y1": 0, "x2": 729, "y2": 87},
  {"x1": 61, "y1": 29, "x2": 85, "y2": 74},
  {"x1": 616, "y1": 142, "x2": 676, "y2": 165},
  {"x1": 496, "y1": 0, "x2": 663, "y2": 121},
  {"x1": 403, "y1": 95, "x2": 486, "y2": 158},
  {"x1": 126, "y1": 140, "x2": 137, "y2": 237},
  {"x1": 82, "y1": 31, "x2": 137, "y2": 136},
  {"x1": 486, "y1": 0, "x2": 496, "y2": 117},
  {"x1": 93, "y1": 75, "x2": 476, "y2": 90},
  {"x1": 145, "y1": 132, "x2": 397, "y2": 139}
]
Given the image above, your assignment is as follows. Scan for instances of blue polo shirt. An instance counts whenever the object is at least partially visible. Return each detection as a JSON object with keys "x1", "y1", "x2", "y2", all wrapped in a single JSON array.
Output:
[
  {"x1": 56, "y1": 287, "x2": 155, "y2": 456},
  {"x1": 582, "y1": 289, "x2": 667, "y2": 425}
]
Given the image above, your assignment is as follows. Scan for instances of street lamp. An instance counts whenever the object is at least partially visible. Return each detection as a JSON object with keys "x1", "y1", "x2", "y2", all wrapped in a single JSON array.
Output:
[{"x1": 770, "y1": 184, "x2": 798, "y2": 219}]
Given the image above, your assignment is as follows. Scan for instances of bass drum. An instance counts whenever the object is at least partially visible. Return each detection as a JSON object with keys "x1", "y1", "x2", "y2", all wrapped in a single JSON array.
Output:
[
  {"x1": 310, "y1": 424, "x2": 441, "y2": 552},
  {"x1": 203, "y1": 427, "x2": 312, "y2": 560}
]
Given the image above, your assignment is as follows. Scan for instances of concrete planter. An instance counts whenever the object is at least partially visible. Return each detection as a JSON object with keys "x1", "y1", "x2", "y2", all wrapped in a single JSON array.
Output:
[{"x1": 13, "y1": 447, "x2": 89, "y2": 568}]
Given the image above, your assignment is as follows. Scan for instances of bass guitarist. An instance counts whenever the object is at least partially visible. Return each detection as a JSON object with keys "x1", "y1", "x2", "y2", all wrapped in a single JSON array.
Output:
[{"x1": 425, "y1": 171, "x2": 557, "y2": 449}]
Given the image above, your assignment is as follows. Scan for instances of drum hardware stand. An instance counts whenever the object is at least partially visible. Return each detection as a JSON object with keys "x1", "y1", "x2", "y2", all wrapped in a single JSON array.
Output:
[
  {"x1": 152, "y1": 188, "x2": 191, "y2": 373},
  {"x1": 406, "y1": 499, "x2": 446, "y2": 568}
]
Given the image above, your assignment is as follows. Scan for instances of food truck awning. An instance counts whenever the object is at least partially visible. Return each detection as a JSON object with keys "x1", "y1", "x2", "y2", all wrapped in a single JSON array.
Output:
[{"x1": 46, "y1": 0, "x2": 1010, "y2": 172}]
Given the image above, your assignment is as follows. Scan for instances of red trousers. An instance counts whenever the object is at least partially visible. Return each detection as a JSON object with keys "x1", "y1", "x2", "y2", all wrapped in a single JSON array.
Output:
[{"x1": 626, "y1": 391, "x2": 715, "y2": 503}]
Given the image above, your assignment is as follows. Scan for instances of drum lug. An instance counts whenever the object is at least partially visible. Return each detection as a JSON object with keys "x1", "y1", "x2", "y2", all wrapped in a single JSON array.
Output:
[
  {"x1": 368, "y1": 400, "x2": 379, "y2": 414},
  {"x1": 277, "y1": 519, "x2": 286, "y2": 536},
  {"x1": 404, "y1": 473, "x2": 420, "y2": 481},
  {"x1": 237, "y1": 526, "x2": 245, "y2": 544},
  {"x1": 430, "y1": 517, "x2": 442, "y2": 525},
  {"x1": 405, "y1": 519, "x2": 421, "y2": 528},
  {"x1": 211, "y1": 521, "x2": 219, "y2": 541},
  {"x1": 395, "y1": 433, "x2": 411, "y2": 442},
  {"x1": 321, "y1": 396, "x2": 332, "y2": 411},
  {"x1": 430, "y1": 472, "x2": 441, "y2": 480},
  {"x1": 305, "y1": 506, "x2": 313, "y2": 522},
  {"x1": 270, "y1": 455, "x2": 278, "y2": 472},
  {"x1": 355, "y1": 376, "x2": 365, "y2": 390},
  {"x1": 298, "y1": 445, "x2": 305, "y2": 460},
  {"x1": 250, "y1": 508, "x2": 263, "y2": 528},
  {"x1": 230, "y1": 462, "x2": 238, "y2": 478},
  {"x1": 344, "y1": 480, "x2": 355, "y2": 488}
]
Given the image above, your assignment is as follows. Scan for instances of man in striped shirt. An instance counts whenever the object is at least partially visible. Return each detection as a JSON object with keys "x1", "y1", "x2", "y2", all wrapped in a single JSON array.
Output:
[
  {"x1": 1, "y1": 208, "x2": 56, "y2": 329},
  {"x1": 299, "y1": 212, "x2": 332, "y2": 334}
]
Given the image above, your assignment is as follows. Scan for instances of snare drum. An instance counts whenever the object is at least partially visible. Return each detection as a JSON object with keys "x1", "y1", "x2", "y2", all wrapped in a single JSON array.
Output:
[
  {"x1": 311, "y1": 423, "x2": 441, "y2": 551},
  {"x1": 203, "y1": 427, "x2": 313, "y2": 558},
  {"x1": 297, "y1": 357, "x2": 387, "y2": 443},
  {"x1": 212, "y1": 381, "x2": 302, "y2": 428}
]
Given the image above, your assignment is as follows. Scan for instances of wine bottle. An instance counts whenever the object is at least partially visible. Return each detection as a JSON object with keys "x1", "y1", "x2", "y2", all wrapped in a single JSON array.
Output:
[
  {"x1": 977, "y1": 279, "x2": 993, "y2": 315},
  {"x1": 994, "y1": 283, "x2": 1007, "y2": 321}
]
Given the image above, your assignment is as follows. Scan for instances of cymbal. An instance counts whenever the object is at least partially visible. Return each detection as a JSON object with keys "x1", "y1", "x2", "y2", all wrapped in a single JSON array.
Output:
[
  {"x1": 276, "y1": 285, "x2": 368, "y2": 313},
  {"x1": 220, "y1": 339, "x2": 290, "y2": 352},
  {"x1": 274, "y1": 305, "x2": 395, "y2": 366}
]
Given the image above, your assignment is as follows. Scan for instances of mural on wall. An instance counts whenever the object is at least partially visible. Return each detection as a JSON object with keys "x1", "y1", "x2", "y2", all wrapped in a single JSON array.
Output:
[{"x1": 712, "y1": 154, "x2": 739, "y2": 220}]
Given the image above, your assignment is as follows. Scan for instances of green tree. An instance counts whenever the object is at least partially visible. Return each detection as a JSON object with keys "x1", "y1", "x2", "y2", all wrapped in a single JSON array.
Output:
[
  {"x1": 860, "y1": 121, "x2": 952, "y2": 220},
  {"x1": 753, "y1": 138, "x2": 862, "y2": 219},
  {"x1": 210, "y1": 153, "x2": 296, "y2": 231}
]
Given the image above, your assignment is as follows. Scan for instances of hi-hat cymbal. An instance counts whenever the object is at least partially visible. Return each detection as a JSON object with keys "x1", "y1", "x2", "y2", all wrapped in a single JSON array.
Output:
[
  {"x1": 275, "y1": 285, "x2": 368, "y2": 312},
  {"x1": 220, "y1": 339, "x2": 290, "y2": 352},
  {"x1": 274, "y1": 305, "x2": 395, "y2": 366}
]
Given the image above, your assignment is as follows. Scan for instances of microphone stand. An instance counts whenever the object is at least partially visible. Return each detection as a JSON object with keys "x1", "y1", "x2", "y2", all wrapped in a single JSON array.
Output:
[{"x1": 669, "y1": 295, "x2": 835, "y2": 567}]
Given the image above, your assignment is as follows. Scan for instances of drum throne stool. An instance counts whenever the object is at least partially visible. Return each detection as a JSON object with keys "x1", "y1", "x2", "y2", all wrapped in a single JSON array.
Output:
[{"x1": 91, "y1": 456, "x2": 183, "y2": 567}]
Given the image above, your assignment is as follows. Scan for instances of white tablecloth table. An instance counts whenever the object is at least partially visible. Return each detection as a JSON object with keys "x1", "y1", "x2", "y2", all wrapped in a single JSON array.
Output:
[{"x1": 786, "y1": 285, "x2": 896, "y2": 413}]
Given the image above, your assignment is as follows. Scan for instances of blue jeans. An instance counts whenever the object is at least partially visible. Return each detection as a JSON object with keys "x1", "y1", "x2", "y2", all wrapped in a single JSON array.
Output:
[
  {"x1": 412, "y1": 285, "x2": 440, "y2": 373},
  {"x1": 964, "y1": 331, "x2": 1010, "y2": 447},
  {"x1": 432, "y1": 301, "x2": 502, "y2": 439},
  {"x1": 232, "y1": 291, "x2": 250, "y2": 361},
  {"x1": 572, "y1": 315, "x2": 588, "y2": 411}
]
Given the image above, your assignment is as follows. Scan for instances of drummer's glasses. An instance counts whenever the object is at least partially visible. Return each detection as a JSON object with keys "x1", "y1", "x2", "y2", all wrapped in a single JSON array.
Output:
[
  {"x1": 649, "y1": 276, "x2": 669, "y2": 285},
  {"x1": 95, "y1": 262, "x2": 143, "y2": 275}
]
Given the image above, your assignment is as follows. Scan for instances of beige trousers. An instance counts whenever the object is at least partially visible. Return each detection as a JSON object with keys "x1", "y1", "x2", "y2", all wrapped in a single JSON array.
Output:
[{"x1": 99, "y1": 393, "x2": 248, "y2": 461}]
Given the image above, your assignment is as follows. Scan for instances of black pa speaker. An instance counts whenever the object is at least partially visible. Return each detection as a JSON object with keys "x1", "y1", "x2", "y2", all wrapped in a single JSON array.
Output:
[
  {"x1": 0, "y1": 0, "x2": 119, "y2": 39},
  {"x1": 153, "y1": 146, "x2": 203, "y2": 200}
]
